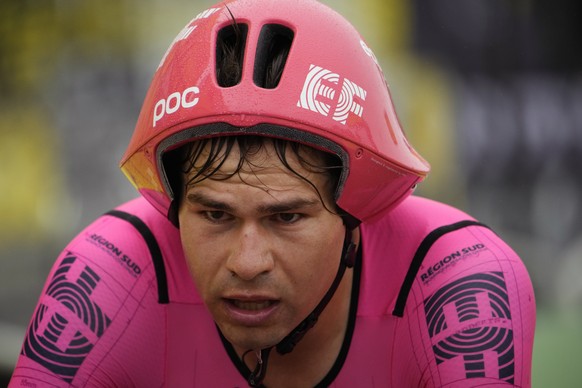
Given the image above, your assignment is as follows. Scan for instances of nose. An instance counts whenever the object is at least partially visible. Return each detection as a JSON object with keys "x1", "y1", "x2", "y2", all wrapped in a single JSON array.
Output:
[{"x1": 226, "y1": 223, "x2": 274, "y2": 281}]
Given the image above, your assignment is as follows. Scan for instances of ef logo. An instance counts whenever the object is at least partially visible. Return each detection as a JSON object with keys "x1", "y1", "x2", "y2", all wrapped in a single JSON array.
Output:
[{"x1": 297, "y1": 64, "x2": 367, "y2": 124}]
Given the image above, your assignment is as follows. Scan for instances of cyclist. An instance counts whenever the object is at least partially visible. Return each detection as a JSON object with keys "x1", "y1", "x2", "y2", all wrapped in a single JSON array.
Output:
[{"x1": 10, "y1": 0, "x2": 535, "y2": 386}]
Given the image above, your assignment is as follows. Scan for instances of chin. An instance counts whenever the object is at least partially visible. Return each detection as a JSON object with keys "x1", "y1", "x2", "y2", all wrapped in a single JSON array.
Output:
[{"x1": 224, "y1": 328, "x2": 282, "y2": 352}]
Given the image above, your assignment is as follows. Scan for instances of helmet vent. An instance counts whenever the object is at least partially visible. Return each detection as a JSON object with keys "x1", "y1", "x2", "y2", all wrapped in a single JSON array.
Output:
[
  {"x1": 216, "y1": 23, "x2": 248, "y2": 87},
  {"x1": 253, "y1": 24, "x2": 294, "y2": 89}
]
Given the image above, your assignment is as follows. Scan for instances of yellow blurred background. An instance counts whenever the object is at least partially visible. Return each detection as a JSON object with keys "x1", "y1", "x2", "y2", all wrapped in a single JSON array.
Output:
[{"x1": 1, "y1": 0, "x2": 581, "y2": 386}]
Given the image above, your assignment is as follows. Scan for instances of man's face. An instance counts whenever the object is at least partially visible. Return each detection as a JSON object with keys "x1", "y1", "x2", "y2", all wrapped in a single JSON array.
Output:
[{"x1": 178, "y1": 141, "x2": 345, "y2": 352}]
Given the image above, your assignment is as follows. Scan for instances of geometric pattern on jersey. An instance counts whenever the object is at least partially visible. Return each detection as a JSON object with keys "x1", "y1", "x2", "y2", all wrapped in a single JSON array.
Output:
[
  {"x1": 21, "y1": 254, "x2": 111, "y2": 383},
  {"x1": 424, "y1": 272, "x2": 514, "y2": 384}
]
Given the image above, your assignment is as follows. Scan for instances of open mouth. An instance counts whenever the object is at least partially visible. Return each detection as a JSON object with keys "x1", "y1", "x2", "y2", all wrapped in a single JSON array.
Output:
[{"x1": 228, "y1": 299, "x2": 277, "y2": 311}]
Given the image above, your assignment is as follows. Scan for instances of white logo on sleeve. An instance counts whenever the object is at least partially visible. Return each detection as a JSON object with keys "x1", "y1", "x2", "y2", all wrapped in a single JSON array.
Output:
[{"x1": 297, "y1": 65, "x2": 367, "y2": 124}]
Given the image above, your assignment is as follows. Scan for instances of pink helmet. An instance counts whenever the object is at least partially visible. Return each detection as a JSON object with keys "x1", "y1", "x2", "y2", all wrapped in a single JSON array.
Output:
[{"x1": 120, "y1": 0, "x2": 430, "y2": 224}]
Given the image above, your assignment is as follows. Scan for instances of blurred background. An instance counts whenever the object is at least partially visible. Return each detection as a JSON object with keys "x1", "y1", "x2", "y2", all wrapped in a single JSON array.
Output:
[{"x1": 1, "y1": 0, "x2": 580, "y2": 385}]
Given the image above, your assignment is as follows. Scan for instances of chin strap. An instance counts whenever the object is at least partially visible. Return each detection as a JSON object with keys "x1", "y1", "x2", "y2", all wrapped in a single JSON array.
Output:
[
  {"x1": 246, "y1": 225, "x2": 357, "y2": 387},
  {"x1": 247, "y1": 347, "x2": 272, "y2": 387}
]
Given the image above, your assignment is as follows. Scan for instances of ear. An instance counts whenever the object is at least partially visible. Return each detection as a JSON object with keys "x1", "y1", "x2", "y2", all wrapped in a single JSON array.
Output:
[
  {"x1": 351, "y1": 227, "x2": 361, "y2": 247},
  {"x1": 167, "y1": 199, "x2": 180, "y2": 228},
  {"x1": 342, "y1": 227, "x2": 360, "y2": 268}
]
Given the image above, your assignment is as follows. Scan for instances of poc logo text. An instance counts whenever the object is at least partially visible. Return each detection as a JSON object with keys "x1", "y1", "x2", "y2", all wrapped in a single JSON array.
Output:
[{"x1": 153, "y1": 86, "x2": 200, "y2": 127}]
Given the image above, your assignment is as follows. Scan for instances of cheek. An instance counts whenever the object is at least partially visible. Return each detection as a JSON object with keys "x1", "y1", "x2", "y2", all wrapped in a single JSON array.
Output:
[
  {"x1": 179, "y1": 223, "x2": 216, "y2": 293},
  {"x1": 292, "y1": 219, "x2": 345, "y2": 288}
]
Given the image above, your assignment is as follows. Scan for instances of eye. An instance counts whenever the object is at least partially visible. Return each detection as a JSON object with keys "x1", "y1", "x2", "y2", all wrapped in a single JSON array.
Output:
[
  {"x1": 274, "y1": 213, "x2": 302, "y2": 224},
  {"x1": 203, "y1": 210, "x2": 231, "y2": 223}
]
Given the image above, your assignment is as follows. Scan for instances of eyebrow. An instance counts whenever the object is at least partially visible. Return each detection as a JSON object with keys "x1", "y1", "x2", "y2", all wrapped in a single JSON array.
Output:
[
  {"x1": 257, "y1": 199, "x2": 321, "y2": 214},
  {"x1": 186, "y1": 192, "x2": 235, "y2": 212},
  {"x1": 186, "y1": 192, "x2": 321, "y2": 214}
]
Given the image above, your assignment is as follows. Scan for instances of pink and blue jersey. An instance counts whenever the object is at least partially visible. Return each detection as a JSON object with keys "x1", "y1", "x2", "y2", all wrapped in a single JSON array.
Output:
[{"x1": 9, "y1": 196, "x2": 535, "y2": 387}]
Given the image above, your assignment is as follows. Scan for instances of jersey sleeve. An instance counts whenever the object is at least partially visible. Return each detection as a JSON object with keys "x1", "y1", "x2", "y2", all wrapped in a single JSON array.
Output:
[
  {"x1": 9, "y1": 212, "x2": 167, "y2": 388},
  {"x1": 394, "y1": 222, "x2": 535, "y2": 387}
]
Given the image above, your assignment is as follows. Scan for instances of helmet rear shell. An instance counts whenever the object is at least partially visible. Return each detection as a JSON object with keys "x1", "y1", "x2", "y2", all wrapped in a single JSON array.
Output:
[{"x1": 121, "y1": 0, "x2": 430, "y2": 223}]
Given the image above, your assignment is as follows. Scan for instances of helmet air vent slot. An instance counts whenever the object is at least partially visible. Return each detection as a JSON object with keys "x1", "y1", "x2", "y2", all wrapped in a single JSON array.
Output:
[
  {"x1": 253, "y1": 24, "x2": 294, "y2": 89},
  {"x1": 216, "y1": 23, "x2": 248, "y2": 87}
]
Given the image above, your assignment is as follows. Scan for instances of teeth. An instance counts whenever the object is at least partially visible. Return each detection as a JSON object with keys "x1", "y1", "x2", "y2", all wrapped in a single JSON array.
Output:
[{"x1": 232, "y1": 300, "x2": 272, "y2": 311}]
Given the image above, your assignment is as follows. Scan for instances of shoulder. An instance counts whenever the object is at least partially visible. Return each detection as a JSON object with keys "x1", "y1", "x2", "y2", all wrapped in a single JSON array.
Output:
[
  {"x1": 358, "y1": 196, "x2": 481, "y2": 314},
  {"x1": 51, "y1": 197, "x2": 170, "y2": 282},
  {"x1": 10, "y1": 198, "x2": 177, "y2": 387},
  {"x1": 385, "y1": 196, "x2": 531, "y2": 313},
  {"x1": 379, "y1": 195, "x2": 476, "y2": 230},
  {"x1": 361, "y1": 196, "x2": 477, "y2": 261},
  {"x1": 59, "y1": 197, "x2": 177, "y2": 284},
  {"x1": 362, "y1": 196, "x2": 535, "y2": 387}
]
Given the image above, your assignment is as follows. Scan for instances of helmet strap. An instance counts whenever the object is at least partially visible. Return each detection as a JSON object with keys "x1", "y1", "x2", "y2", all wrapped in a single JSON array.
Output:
[
  {"x1": 246, "y1": 223, "x2": 358, "y2": 386},
  {"x1": 247, "y1": 347, "x2": 272, "y2": 387}
]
